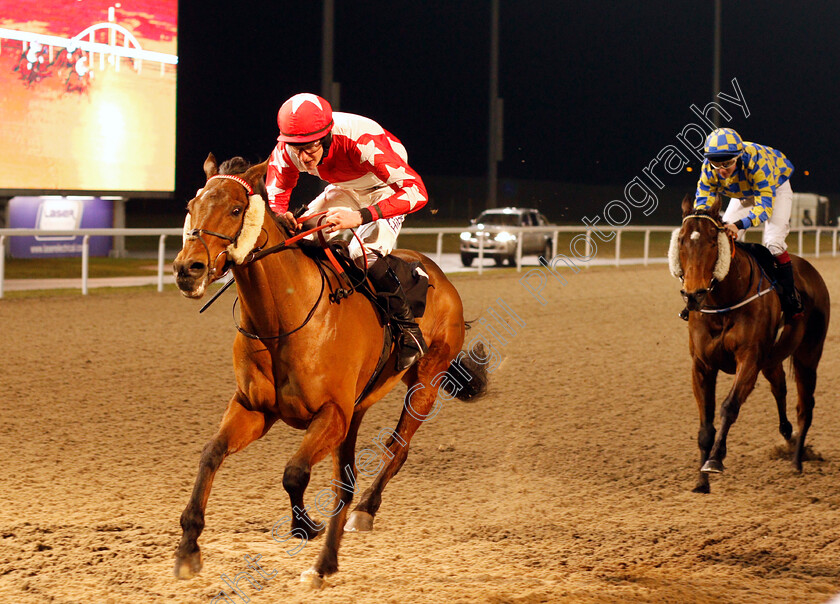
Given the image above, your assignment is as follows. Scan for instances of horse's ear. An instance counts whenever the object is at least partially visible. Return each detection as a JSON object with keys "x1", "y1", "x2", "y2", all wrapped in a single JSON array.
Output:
[
  {"x1": 243, "y1": 159, "x2": 269, "y2": 191},
  {"x1": 681, "y1": 194, "x2": 694, "y2": 218},
  {"x1": 244, "y1": 159, "x2": 269, "y2": 182},
  {"x1": 204, "y1": 153, "x2": 219, "y2": 179}
]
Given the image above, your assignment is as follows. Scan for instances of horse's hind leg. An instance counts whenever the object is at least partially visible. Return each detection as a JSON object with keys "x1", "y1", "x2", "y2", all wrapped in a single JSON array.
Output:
[
  {"x1": 692, "y1": 360, "x2": 717, "y2": 493},
  {"x1": 175, "y1": 396, "x2": 267, "y2": 579},
  {"x1": 762, "y1": 364, "x2": 793, "y2": 443},
  {"x1": 347, "y1": 358, "x2": 448, "y2": 531},
  {"x1": 791, "y1": 358, "x2": 817, "y2": 473}
]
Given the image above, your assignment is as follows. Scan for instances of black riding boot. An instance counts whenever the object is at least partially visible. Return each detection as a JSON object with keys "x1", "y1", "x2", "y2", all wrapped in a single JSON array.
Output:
[
  {"x1": 368, "y1": 258, "x2": 428, "y2": 371},
  {"x1": 775, "y1": 260, "x2": 804, "y2": 322}
]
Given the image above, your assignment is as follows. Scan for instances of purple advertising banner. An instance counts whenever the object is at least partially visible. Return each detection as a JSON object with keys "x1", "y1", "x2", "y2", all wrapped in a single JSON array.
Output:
[{"x1": 9, "y1": 196, "x2": 113, "y2": 258}]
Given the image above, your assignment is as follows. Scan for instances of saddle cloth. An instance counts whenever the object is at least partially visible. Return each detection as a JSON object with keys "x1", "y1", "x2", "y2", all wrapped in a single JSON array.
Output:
[
  {"x1": 734, "y1": 241, "x2": 781, "y2": 289},
  {"x1": 298, "y1": 239, "x2": 430, "y2": 319}
]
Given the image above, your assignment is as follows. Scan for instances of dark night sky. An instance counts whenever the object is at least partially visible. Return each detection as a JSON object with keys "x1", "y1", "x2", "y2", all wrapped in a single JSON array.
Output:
[{"x1": 175, "y1": 1, "x2": 840, "y2": 215}]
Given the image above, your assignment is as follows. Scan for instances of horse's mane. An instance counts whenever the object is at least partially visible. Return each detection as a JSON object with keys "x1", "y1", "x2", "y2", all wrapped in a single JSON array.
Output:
[{"x1": 218, "y1": 156, "x2": 294, "y2": 238}]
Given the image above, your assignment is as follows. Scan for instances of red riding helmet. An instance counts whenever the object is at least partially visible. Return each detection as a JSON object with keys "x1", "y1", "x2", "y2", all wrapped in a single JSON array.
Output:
[{"x1": 276, "y1": 93, "x2": 334, "y2": 143}]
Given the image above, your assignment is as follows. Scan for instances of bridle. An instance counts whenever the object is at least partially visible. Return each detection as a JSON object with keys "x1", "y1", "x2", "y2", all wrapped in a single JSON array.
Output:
[
  {"x1": 678, "y1": 213, "x2": 734, "y2": 294},
  {"x1": 679, "y1": 213, "x2": 773, "y2": 315},
  {"x1": 184, "y1": 174, "x2": 260, "y2": 279}
]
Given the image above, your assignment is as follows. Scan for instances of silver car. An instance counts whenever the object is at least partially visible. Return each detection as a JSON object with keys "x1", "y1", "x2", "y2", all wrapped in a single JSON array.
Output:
[{"x1": 459, "y1": 207, "x2": 553, "y2": 267}]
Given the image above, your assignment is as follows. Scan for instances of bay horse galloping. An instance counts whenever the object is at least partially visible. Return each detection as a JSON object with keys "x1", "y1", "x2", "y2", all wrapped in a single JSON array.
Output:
[
  {"x1": 671, "y1": 195, "x2": 829, "y2": 494},
  {"x1": 172, "y1": 155, "x2": 487, "y2": 585}
]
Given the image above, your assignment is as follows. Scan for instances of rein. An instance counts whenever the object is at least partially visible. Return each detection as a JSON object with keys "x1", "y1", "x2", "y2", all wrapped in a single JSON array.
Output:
[
  {"x1": 246, "y1": 211, "x2": 332, "y2": 262},
  {"x1": 698, "y1": 260, "x2": 775, "y2": 315}
]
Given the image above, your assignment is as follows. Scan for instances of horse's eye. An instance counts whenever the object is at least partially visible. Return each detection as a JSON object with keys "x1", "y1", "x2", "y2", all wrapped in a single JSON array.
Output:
[{"x1": 232, "y1": 207, "x2": 243, "y2": 216}]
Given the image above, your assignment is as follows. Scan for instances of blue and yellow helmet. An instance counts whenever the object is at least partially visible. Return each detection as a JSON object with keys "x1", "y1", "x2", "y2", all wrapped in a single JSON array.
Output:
[{"x1": 704, "y1": 128, "x2": 744, "y2": 160}]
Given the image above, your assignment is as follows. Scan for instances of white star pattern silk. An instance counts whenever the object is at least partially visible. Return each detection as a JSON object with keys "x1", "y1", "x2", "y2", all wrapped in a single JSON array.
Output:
[
  {"x1": 384, "y1": 164, "x2": 412, "y2": 186},
  {"x1": 266, "y1": 111, "x2": 428, "y2": 220},
  {"x1": 357, "y1": 140, "x2": 383, "y2": 166},
  {"x1": 396, "y1": 184, "x2": 427, "y2": 210},
  {"x1": 290, "y1": 93, "x2": 323, "y2": 113}
]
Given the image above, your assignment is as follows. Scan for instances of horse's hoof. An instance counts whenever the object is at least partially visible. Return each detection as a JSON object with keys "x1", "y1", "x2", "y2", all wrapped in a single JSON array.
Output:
[
  {"x1": 700, "y1": 459, "x2": 724, "y2": 474},
  {"x1": 300, "y1": 568, "x2": 325, "y2": 589},
  {"x1": 692, "y1": 483, "x2": 710, "y2": 494},
  {"x1": 344, "y1": 511, "x2": 374, "y2": 532},
  {"x1": 173, "y1": 550, "x2": 202, "y2": 580}
]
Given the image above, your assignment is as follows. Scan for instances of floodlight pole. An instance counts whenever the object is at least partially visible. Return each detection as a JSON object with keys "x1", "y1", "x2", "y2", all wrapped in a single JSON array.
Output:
[
  {"x1": 713, "y1": 0, "x2": 721, "y2": 126},
  {"x1": 487, "y1": 0, "x2": 501, "y2": 209},
  {"x1": 321, "y1": 0, "x2": 339, "y2": 108}
]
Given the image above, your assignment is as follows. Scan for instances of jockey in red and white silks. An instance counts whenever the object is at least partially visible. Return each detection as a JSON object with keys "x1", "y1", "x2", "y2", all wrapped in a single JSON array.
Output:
[
  {"x1": 265, "y1": 93, "x2": 427, "y2": 266},
  {"x1": 265, "y1": 93, "x2": 429, "y2": 371}
]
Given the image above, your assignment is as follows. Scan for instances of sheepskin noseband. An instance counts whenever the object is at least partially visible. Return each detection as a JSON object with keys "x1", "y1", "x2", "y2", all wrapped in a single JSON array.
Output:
[
  {"x1": 669, "y1": 224, "x2": 730, "y2": 281},
  {"x1": 226, "y1": 194, "x2": 264, "y2": 264}
]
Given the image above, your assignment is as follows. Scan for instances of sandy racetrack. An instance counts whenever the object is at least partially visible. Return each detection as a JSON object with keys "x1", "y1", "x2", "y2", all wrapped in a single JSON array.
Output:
[{"x1": 1, "y1": 259, "x2": 839, "y2": 603}]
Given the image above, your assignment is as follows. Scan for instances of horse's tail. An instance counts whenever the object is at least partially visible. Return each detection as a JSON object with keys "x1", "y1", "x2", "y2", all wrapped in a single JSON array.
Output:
[{"x1": 440, "y1": 341, "x2": 489, "y2": 402}]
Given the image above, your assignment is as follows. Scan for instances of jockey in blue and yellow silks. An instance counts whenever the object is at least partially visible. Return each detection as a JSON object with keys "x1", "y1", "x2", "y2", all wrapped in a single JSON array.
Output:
[{"x1": 680, "y1": 127, "x2": 803, "y2": 322}]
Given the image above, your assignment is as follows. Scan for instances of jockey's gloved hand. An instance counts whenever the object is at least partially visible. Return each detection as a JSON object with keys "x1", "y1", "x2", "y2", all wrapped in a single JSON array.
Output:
[{"x1": 284, "y1": 211, "x2": 302, "y2": 232}]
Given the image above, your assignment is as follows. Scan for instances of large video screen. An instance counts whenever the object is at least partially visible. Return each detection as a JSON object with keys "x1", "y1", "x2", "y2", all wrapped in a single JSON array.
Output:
[{"x1": 0, "y1": 1, "x2": 177, "y2": 194}]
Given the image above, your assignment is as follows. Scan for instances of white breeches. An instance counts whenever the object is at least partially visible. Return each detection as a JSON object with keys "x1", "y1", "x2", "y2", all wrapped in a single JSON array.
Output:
[
  {"x1": 722, "y1": 180, "x2": 793, "y2": 256},
  {"x1": 305, "y1": 185, "x2": 404, "y2": 267}
]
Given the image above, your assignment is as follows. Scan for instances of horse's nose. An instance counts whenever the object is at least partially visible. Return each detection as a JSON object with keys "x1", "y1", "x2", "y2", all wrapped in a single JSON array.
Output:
[
  {"x1": 682, "y1": 288, "x2": 708, "y2": 310},
  {"x1": 173, "y1": 258, "x2": 206, "y2": 279}
]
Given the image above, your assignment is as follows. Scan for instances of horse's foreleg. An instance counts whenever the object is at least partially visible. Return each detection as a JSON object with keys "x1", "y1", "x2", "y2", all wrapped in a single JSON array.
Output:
[
  {"x1": 304, "y1": 409, "x2": 366, "y2": 584},
  {"x1": 702, "y1": 361, "x2": 759, "y2": 475},
  {"x1": 692, "y1": 360, "x2": 717, "y2": 493},
  {"x1": 283, "y1": 403, "x2": 347, "y2": 543},
  {"x1": 791, "y1": 359, "x2": 817, "y2": 473},
  {"x1": 762, "y1": 364, "x2": 793, "y2": 442},
  {"x1": 348, "y1": 361, "x2": 446, "y2": 531},
  {"x1": 175, "y1": 396, "x2": 267, "y2": 579}
]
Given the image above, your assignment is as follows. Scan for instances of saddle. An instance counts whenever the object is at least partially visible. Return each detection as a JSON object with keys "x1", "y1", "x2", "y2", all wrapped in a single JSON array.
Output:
[
  {"x1": 297, "y1": 239, "x2": 430, "y2": 321},
  {"x1": 734, "y1": 241, "x2": 780, "y2": 290}
]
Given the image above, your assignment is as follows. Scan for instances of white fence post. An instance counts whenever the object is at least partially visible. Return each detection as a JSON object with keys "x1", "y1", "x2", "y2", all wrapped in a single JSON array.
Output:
[
  {"x1": 81, "y1": 235, "x2": 90, "y2": 295},
  {"x1": 516, "y1": 232, "x2": 523, "y2": 272},
  {"x1": 477, "y1": 231, "x2": 484, "y2": 276},
  {"x1": 435, "y1": 232, "x2": 443, "y2": 265},
  {"x1": 614, "y1": 230, "x2": 621, "y2": 267},
  {"x1": 0, "y1": 235, "x2": 4, "y2": 299},
  {"x1": 158, "y1": 234, "x2": 167, "y2": 292},
  {"x1": 643, "y1": 230, "x2": 650, "y2": 266}
]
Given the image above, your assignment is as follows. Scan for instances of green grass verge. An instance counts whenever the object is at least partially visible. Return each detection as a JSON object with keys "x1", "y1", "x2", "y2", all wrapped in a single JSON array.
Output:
[{"x1": 3, "y1": 257, "x2": 163, "y2": 279}]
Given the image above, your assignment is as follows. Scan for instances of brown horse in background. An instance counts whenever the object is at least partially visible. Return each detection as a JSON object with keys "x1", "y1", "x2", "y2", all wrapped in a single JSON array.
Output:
[
  {"x1": 171, "y1": 154, "x2": 487, "y2": 585},
  {"x1": 673, "y1": 195, "x2": 830, "y2": 494}
]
